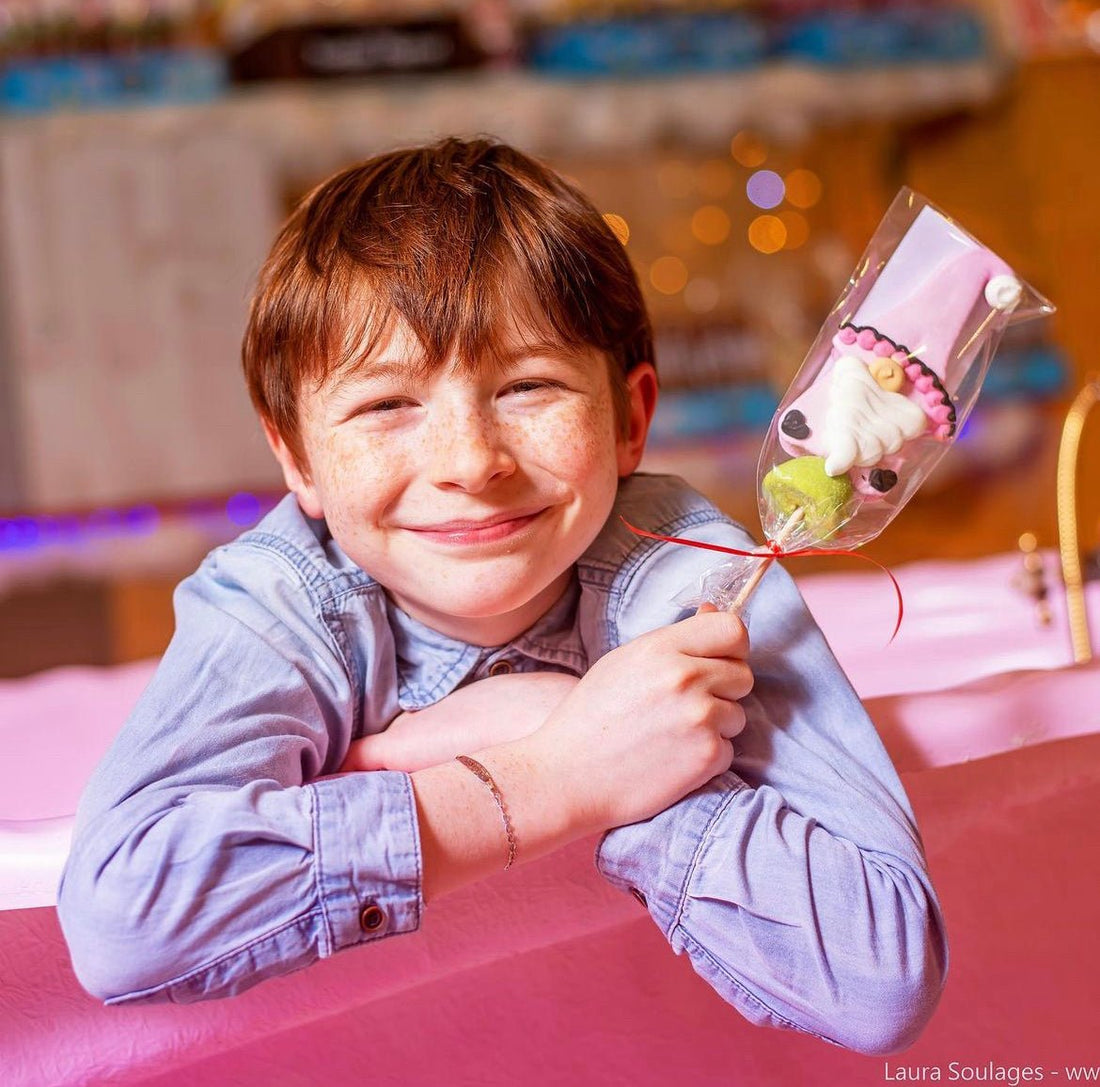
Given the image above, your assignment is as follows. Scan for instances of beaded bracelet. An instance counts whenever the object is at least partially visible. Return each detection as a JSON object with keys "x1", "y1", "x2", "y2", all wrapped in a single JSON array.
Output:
[{"x1": 455, "y1": 754, "x2": 517, "y2": 870}]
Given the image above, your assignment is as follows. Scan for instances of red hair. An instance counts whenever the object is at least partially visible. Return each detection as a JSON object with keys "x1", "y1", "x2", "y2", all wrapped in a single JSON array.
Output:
[{"x1": 242, "y1": 137, "x2": 654, "y2": 468}]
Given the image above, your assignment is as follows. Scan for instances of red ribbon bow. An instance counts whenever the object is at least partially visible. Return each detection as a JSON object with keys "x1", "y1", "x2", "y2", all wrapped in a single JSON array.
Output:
[{"x1": 620, "y1": 517, "x2": 904, "y2": 644}]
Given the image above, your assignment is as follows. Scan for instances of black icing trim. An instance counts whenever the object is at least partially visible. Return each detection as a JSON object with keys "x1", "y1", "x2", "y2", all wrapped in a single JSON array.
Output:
[{"x1": 838, "y1": 323, "x2": 956, "y2": 437}]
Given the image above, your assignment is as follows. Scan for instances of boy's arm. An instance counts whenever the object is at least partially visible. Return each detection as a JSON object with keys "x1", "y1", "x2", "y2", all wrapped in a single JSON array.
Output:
[
  {"x1": 56, "y1": 551, "x2": 598, "y2": 1004},
  {"x1": 339, "y1": 672, "x2": 579, "y2": 773},
  {"x1": 346, "y1": 578, "x2": 945, "y2": 1056},
  {"x1": 596, "y1": 559, "x2": 947, "y2": 1056},
  {"x1": 57, "y1": 544, "x2": 751, "y2": 1003},
  {"x1": 56, "y1": 555, "x2": 423, "y2": 1004}
]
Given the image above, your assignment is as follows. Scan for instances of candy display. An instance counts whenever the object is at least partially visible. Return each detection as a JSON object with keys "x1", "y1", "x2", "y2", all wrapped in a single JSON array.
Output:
[{"x1": 660, "y1": 188, "x2": 1055, "y2": 615}]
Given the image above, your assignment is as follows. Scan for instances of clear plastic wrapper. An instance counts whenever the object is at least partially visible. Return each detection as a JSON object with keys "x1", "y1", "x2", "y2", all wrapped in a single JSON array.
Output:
[{"x1": 676, "y1": 187, "x2": 1055, "y2": 613}]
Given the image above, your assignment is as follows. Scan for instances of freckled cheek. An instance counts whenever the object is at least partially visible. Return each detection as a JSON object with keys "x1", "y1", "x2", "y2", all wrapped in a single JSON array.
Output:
[
  {"x1": 316, "y1": 437, "x2": 414, "y2": 530},
  {"x1": 504, "y1": 403, "x2": 617, "y2": 476}
]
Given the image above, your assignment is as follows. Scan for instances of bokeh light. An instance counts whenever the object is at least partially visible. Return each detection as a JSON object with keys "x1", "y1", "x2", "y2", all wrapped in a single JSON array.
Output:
[
  {"x1": 784, "y1": 168, "x2": 822, "y2": 209},
  {"x1": 779, "y1": 209, "x2": 810, "y2": 249},
  {"x1": 123, "y1": 504, "x2": 160, "y2": 534},
  {"x1": 86, "y1": 507, "x2": 123, "y2": 536},
  {"x1": 226, "y1": 492, "x2": 262, "y2": 527},
  {"x1": 748, "y1": 215, "x2": 787, "y2": 254},
  {"x1": 730, "y1": 130, "x2": 767, "y2": 168},
  {"x1": 657, "y1": 160, "x2": 695, "y2": 199},
  {"x1": 603, "y1": 212, "x2": 630, "y2": 245},
  {"x1": 1088, "y1": 10, "x2": 1100, "y2": 51},
  {"x1": 746, "y1": 169, "x2": 785, "y2": 210},
  {"x1": 683, "y1": 277, "x2": 721, "y2": 315},
  {"x1": 649, "y1": 255, "x2": 689, "y2": 295},
  {"x1": 690, "y1": 205, "x2": 732, "y2": 246}
]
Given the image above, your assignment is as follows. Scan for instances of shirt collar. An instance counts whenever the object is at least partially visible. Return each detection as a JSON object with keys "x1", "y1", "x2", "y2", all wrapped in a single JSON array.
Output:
[{"x1": 387, "y1": 576, "x2": 585, "y2": 711}]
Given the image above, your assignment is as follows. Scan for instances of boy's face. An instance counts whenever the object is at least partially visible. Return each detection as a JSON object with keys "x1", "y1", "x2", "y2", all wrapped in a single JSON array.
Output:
[{"x1": 265, "y1": 319, "x2": 656, "y2": 647}]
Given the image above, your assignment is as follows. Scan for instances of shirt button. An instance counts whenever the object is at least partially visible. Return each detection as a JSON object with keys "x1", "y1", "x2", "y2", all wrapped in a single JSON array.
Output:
[
  {"x1": 488, "y1": 659, "x2": 513, "y2": 676},
  {"x1": 359, "y1": 903, "x2": 386, "y2": 932},
  {"x1": 629, "y1": 887, "x2": 648, "y2": 909}
]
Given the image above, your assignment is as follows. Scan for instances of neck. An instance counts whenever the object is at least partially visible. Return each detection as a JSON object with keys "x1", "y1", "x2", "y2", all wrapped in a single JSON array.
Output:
[{"x1": 389, "y1": 570, "x2": 574, "y2": 648}]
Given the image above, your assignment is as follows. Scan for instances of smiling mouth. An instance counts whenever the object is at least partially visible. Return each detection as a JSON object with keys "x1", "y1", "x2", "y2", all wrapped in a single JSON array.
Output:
[{"x1": 405, "y1": 509, "x2": 547, "y2": 546}]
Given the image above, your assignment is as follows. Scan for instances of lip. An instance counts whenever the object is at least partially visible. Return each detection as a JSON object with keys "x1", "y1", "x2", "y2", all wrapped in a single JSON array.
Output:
[{"x1": 404, "y1": 507, "x2": 548, "y2": 546}]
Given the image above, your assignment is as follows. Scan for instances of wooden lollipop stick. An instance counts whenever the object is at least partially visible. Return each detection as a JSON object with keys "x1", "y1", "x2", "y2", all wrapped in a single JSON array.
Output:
[{"x1": 729, "y1": 507, "x2": 805, "y2": 612}]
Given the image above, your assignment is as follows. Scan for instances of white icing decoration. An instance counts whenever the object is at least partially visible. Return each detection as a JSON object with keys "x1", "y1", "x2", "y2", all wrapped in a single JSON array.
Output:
[
  {"x1": 985, "y1": 274, "x2": 1023, "y2": 312},
  {"x1": 823, "y1": 355, "x2": 928, "y2": 477}
]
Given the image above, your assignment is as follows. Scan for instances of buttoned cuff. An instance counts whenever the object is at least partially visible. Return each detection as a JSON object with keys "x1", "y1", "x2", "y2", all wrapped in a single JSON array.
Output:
[
  {"x1": 311, "y1": 770, "x2": 423, "y2": 954},
  {"x1": 593, "y1": 771, "x2": 746, "y2": 946}
]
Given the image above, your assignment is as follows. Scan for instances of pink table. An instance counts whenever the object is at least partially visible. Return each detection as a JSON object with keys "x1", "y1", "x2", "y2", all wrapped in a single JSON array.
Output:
[{"x1": 2, "y1": 550, "x2": 1098, "y2": 1086}]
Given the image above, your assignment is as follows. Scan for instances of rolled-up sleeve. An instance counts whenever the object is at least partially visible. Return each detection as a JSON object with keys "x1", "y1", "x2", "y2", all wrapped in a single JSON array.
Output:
[
  {"x1": 56, "y1": 543, "x2": 423, "y2": 1004},
  {"x1": 595, "y1": 556, "x2": 947, "y2": 1055}
]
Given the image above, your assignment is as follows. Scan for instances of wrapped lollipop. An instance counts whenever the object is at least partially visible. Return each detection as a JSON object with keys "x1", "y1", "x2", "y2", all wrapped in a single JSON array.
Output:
[{"x1": 638, "y1": 188, "x2": 1055, "y2": 620}]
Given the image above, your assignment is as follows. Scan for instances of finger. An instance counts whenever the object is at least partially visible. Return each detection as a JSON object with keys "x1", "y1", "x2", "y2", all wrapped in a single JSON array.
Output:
[
  {"x1": 716, "y1": 702, "x2": 747, "y2": 740},
  {"x1": 712, "y1": 661, "x2": 754, "y2": 703},
  {"x1": 669, "y1": 608, "x2": 749, "y2": 659},
  {"x1": 695, "y1": 601, "x2": 718, "y2": 615},
  {"x1": 691, "y1": 656, "x2": 753, "y2": 702}
]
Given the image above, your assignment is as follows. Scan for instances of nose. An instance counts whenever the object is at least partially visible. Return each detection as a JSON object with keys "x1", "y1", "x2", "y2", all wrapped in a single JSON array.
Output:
[{"x1": 430, "y1": 405, "x2": 516, "y2": 493}]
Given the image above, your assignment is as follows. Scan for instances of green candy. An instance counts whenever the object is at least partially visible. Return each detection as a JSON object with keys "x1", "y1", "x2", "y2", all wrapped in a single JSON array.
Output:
[{"x1": 762, "y1": 456, "x2": 854, "y2": 540}]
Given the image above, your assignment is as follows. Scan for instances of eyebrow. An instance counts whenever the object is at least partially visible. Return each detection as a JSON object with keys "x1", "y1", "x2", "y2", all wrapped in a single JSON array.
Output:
[
  {"x1": 497, "y1": 340, "x2": 592, "y2": 368},
  {"x1": 325, "y1": 358, "x2": 416, "y2": 396},
  {"x1": 326, "y1": 338, "x2": 592, "y2": 396}
]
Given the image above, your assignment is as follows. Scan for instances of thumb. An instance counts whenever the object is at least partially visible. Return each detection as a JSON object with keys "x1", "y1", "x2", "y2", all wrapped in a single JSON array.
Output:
[{"x1": 693, "y1": 600, "x2": 750, "y2": 655}]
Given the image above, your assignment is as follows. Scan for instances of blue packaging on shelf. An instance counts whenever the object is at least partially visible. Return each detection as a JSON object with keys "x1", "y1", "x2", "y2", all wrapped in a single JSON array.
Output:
[
  {"x1": 0, "y1": 48, "x2": 226, "y2": 115},
  {"x1": 775, "y1": 5, "x2": 988, "y2": 67},
  {"x1": 524, "y1": 9, "x2": 768, "y2": 77},
  {"x1": 980, "y1": 344, "x2": 1071, "y2": 401},
  {"x1": 648, "y1": 383, "x2": 778, "y2": 446}
]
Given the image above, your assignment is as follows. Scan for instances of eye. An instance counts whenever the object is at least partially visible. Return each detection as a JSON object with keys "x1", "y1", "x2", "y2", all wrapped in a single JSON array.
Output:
[
  {"x1": 364, "y1": 397, "x2": 416, "y2": 413},
  {"x1": 341, "y1": 396, "x2": 418, "y2": 425},
  {"x1": 502, "y1": 379, "x2": 561, "y2": 397}
]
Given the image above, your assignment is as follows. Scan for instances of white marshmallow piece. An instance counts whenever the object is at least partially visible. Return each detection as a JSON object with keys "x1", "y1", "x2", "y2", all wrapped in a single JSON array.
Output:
[
  {"x1": 823, "y1": 355, "x2": 929, "y2": 477},
  {"x1": 985, "y1": 274, "x2": 1023, "y2": 313}
]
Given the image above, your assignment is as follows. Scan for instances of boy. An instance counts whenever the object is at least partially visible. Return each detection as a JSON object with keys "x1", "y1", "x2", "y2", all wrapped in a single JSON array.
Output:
[{"x1": 57, "y1": 138, "x2": 945, "y2": 1053}]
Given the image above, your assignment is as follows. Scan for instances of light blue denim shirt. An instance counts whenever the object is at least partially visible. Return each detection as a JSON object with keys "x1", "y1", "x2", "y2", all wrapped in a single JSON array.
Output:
[{"x1": 57, "y1": 473, "x2": 946, "y2": 1053}]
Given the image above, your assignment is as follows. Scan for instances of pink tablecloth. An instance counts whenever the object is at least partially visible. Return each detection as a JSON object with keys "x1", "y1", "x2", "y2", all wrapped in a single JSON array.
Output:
[
  {"x1": 1, "y1": 549, "x2": 1098, "y2": 1085},
  {"x1": 3, "y1": 732, "x2": 1097, "y2": 1087}
]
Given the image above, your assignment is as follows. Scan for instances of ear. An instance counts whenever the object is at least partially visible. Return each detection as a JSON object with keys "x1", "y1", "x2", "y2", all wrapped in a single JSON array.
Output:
[
  {"x1": 261, "y1": 418, "x2": 325, "y2": 520},
  {"x1": 616, "y1": 362, "x2": 658, "y2": 477}
]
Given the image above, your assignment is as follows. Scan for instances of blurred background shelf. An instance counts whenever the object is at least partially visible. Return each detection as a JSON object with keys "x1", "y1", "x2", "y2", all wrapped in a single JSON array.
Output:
[
  {"x1": 1, "y1": 0, "x2": 1097, "y2": 675},
  {"x1": 0, "y1": 58, "x2": 1007, "y2": 161}
]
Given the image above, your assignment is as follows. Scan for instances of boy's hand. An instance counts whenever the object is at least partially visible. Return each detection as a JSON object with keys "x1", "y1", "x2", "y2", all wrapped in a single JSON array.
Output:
[
  {"x1": 525, "y1": 606, "x2": 752, "y2": 835},
  {"x1": 339, "y1": 671, "x2": 579, "y2": 773}
]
